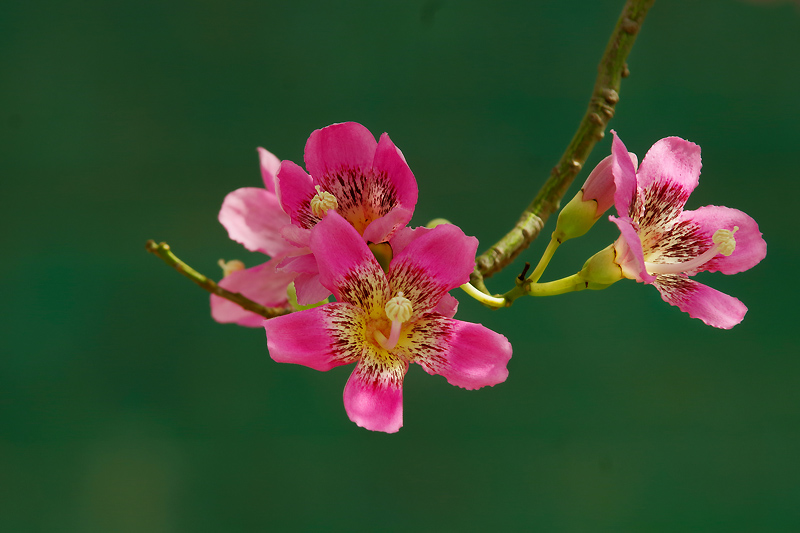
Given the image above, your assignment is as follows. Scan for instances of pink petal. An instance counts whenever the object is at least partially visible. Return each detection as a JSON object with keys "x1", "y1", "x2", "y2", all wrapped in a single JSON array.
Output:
[
  {"x1": 258, "y1": 147, "x2": 281, "y2": 193},
  {"x1": 388, "y1": 225, "x2": 432, "y2": 256},
  {"x1": 636, "y1": 136, "x2": 701, "y2": 212},
  {"x1": 372, "y1": 132, "x2": 418, "y2": 210},
  {"x1": 264, "y1": 303, "x2": 364, "y2": 370},
  {"x1": 611, "y1": 131, "x2": 639, "y2": 217},
  {"x1": 343, "y1": 356, "x2": 406, "y2": 433},
  {"x1": 412, "y1": 317, "x2": 512, "y2": 390},
  {"x1": 610, "y1": 216, "x2": 656, "y2": 283},
  {"x1": 280, "y1": 225, "x2": 311, "y2": 247},
  {"x1": 654, "y1": 275, "x2": 747, "y2": 329},
  {"x1": 293, "y1": 272, "x2": 331, "y2": 306},
  {"x1": 211, "y1": 259, "x2": 295, "y2": 327},
  {"x1": 434, "y1": 293, "x2": 459, "y2": 318},
  {"x1": 309, "y1": 211, "x2": 389, "y2": 308},
  {"x1": 276, "y1": 160, "x2": 317, "y2": 229},
  {"x1": 388, "y1": 223, "x2": 478, "y2": 313},
  {"x1": 361, "y1": 207, "x2": 413, "y2": 244},
  {"x1": 304, "y1": 122, "x2": 378, "y2": 180},
  {"x1": 678, "y1": 205, "x2": 767, "y2": 275},
  {"x1": 218, "y1": 187, "x2": 293, "y2": 257}
]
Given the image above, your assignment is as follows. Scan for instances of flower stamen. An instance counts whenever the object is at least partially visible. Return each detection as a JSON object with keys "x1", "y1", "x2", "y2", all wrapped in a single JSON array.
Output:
[
  {"x1": 218, "y1": 258, "x2": 245, "y2": 277},
  {"x1": 645, "y1": 226, "x2": 738, "y2": 275},
  {"x1": 310, "y1": 185, "x2": 338, "y2": 218},
  {"x1": 375, "y1": 292, "x2": 413, "y2": 350}
]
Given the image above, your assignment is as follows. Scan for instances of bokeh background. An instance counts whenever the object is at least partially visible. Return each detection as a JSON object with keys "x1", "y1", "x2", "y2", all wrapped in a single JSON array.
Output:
[{"x1": 3, "y1": 0, "x2": 799, "y2": 530}]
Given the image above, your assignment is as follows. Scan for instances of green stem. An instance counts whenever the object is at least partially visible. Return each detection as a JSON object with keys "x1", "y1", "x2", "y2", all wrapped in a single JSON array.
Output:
[
  {"x1": 504, "y1": 273, "x2": 587, "y2": 303},
  {"x1": 471, "y1": 0, "x2": 655, "y2": 287},
  {"x1": 526, "y1": 235, "x2": 560, "y2": 284},
  {"x1": 460, "y1": 282, "x2": 506, "y2": 308},
  {"x1": 145, "y1": 240, "x2": 290, "y2": 319}
]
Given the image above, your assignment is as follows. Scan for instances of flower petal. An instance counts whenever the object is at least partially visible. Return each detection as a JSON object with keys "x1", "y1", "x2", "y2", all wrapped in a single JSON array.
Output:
[
  {"x1": 610, "y1": 216, "x2": 656, "y2": 283},
  {"x1": 361, "y1": 207, "x2": 413, "y2": 244},
  {"x1": 654, "y1": 274, "x2": 747, "y2": 329},
  {"x1": 276, "y1": 160, "x2": 317, "y2": 229},
  {"x1": 388, "y1": 223, "x2": 478, "y2": 314},
  {"x1": 305, "y1": 122, "x2": 378, "y2": 181},
  {"x1": 342, "y1": 354, "x2": 406, "y2": 433},
  {"x1": 310, "y1": 211, "x2": 389, "y2": 308},
  {"x1": 218, "y1": 187, "x2": 293, "y2": 256},
  {"x1": 264, "y1": 303, "x2": 365, "y2": 370},
  {"x1": 678, "y1": 205, "x2": 767, "y2": 275},
  {"x1": 372, "y1": 132, "x2": 418, "y2": 211},
  {"x1": 410, "y1": 316, "x2": 512, "y2": 390},
  {"x1": 611, "y1": 131, "x2": 639, "y2": 218},
  {"x1": 258, "y1": 147, "x2": 281, "y2": 193},
  {"x1": 434, "y1": 293, "x2": 459, "y2": 318},
  {"x1": 211, "y1": 259, "x2": 295, "y2": 327}
]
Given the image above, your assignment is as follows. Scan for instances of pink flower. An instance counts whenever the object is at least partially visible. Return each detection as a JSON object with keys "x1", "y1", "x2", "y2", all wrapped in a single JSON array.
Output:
[
  {"x1": 211, "y1": 122, "x2": 419, "y2": 325},
  {"x1": 211, "y1": 148, "x2": 297, "y2": 327},
  {"x1": 608, "y1": 132, "x2": 767, "y2": 329},
  {"x1": 263, "y1": 212, "x2": 512, "y2": 433},
  {"x1": 276, "y1": 122, "x2": 418, "y2": 305}
]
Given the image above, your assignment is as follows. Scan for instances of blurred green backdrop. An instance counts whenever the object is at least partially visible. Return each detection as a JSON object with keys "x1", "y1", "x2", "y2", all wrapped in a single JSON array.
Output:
[{"x1": 2, "y1": 0, "x2": 799, "y2": 531}]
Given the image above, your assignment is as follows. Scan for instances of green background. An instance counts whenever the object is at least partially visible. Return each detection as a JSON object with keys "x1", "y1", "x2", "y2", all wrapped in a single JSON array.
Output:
[{"x1": 3, "y1": 0, "x2": 799, "y2": 531}]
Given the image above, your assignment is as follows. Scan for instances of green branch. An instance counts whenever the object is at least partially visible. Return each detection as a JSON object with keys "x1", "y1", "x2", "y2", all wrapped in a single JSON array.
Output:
[
  {"x1": 145, "y1": 240, "x2": 290, "y2": 320},
  {"x1": 472, "y1": 0, "x2": 655, "y2": 285}
]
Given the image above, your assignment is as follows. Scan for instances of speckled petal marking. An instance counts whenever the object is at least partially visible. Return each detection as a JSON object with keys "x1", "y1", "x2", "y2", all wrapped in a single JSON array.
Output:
[
  {"x1": 643, "y1": 217, "x2": 711, "y2": 267},
  {"x1": 387, "y1": 259, "x2": 448, "y2": 316},
  {"x1": 318, "y1": 303, "x2": 370, "y2": 365},
  {"x1": 632, "y1": 180, "x2": 691, "y2": 251},
  {"x1": 391, "y1": 313, "x2": 453, "y2": 367},
  {"x1": 336, "y1": 262, "x2": 390, "y2": 313}
]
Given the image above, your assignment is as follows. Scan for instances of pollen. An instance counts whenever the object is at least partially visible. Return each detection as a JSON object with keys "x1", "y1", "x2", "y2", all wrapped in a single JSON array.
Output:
[
  {"x1": 218, "y1": 258, "x2": 245, "y2": 277},
  {"x1": 385, "y1": 292, "x2": 413, "y2": 323},
  {"x1": 310, "y1": 185, "x2": 338, "y2": 218},
  {"x1": 712, "y1": 226, "x2": 738, "y2": 256}
]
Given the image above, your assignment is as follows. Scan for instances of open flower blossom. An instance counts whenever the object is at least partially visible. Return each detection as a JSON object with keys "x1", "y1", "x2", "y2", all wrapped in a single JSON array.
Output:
[
  {"x1": 606, "y1": 132, "x2": 766, "y2": 329},
  {"x1": 263, "y1": 211, "x2": 512, "y2": 433},
  {"x1": 211, "y1": 122, "x2": 419, "y2": 325},
  {"x1": 276, "y1": 122, "x2": 418, "y2": 305},
  {"x1": 211, "y1": 147, "x2": 297, "y2": 327}
]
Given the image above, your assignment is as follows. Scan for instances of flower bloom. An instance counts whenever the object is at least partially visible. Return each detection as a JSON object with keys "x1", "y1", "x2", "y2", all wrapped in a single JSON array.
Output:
[
  {"x1": 276, "y1": 122, "x2": 418, "y2": 305},
  {"x1": 211, "y1": 122, "x2": 418, "y2": 324},
  {"x1": 264, "y1": 212, "x2": 512, "y2": 433},
  {"x1": 607, "y1": 132, "x2": 766, "y2": 328}
]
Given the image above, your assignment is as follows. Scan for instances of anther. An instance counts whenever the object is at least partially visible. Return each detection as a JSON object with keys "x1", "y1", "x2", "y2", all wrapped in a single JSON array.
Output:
[
  {"x1": 376, "y1": 292, "x2": 413, "y2": 350},
  {"x1": 712, "y1": 226, "x2": 738, "y2": 256},
  {"x1": 310, "y1": 185, "x2": 338, "y2": 218}
]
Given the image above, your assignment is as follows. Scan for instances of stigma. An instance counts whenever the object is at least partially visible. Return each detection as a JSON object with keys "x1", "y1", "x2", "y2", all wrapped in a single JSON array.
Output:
[
  {"x1": 645, "y1": 226, "x2": 738, "y2": 275},
  {"x1": 310, "y1": 185, "x2": 338, "y2": 218},
  {"x1": 374, "y1": 292, "x2": 413, "y2": 350}
]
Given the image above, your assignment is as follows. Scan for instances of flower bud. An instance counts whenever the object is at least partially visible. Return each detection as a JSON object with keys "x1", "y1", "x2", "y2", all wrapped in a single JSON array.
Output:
[
  {"x1": 553, "y1": 155, "x2": 615, "y2": 243},
  {"x1": 578, "y1": 244, "x2": 624, "y2": 289}
]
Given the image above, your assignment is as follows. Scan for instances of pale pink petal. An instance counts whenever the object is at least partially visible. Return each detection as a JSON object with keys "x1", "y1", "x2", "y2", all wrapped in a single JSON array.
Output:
[
  {"x1": 361, "y1": 207, "x2": 413, "y2": 244},
  {"x1": 610, "y1": 216, "x2": 656, "y2": 283},
  {"x1": 372, "y1": 132, "x2": 418, "y2": 210},
  {"x1": 611, "y1": 131, "x2": 639, "y2": 217},
  {"x1": 258, "y1": 147, "x2": 281, "y2": 193},
  {"x1": 304, "y1": 122, "x2": 378, "y2": 180},
  {"x1": 293, "y1": 272, "x2": 331, "y2": 306},
  {"x1": 678, "y1": 205, "x2": 767, "y2": 275},
  {"x1": 434, "y1": 293, "x2": 459, "y2": 318},
  {"x1": 265, "y1": 303, "x2": 364, "y2": 370},
  {"x1": 654, "y1": 275, "x2": 747, "y2": 329},
  {"x1": 410, "y1": 316, "x2": 512, "y2": 390},
  {"x1": 211, "y1": 259, "x2": 295, "y2": 327},
  {"x1": 388, "y1": 225, "x2": 432, "y2": 256},
  {"x1": 280, "y1": 225, "x2": 311, "y2": 247},
  {"x1": 635, "y1": 136, "x2": 701, "y2": 214},
  {"x1": 309, "y1": 211, "x2": 389, "y2": 308},
  {"x1": 342, "y1": 355, "x2": 407, "y2": 433},
  {"x1": 218, "y1": 187, "x2": 293, "y2": 256},
  {"x1": 388, "y1": 223, "x2": 478, "y2": 314},
  {"x1": 582, "y1": 154, "x2": 615, "y2": 215},
  {"x1": 276, "y1": 160, "x2": 317, "y2": 229}
]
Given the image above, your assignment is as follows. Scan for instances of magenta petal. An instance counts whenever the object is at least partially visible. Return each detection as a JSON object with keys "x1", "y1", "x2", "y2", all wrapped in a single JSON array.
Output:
[
  {"x1": 362, "y1": 207, "x2": 413, "y2": 244},
  {"x1": 211, "y1": 259, "x2": 295, "y2": 327},
  {"x1": 277, "y1": 160, "x2": 316, "y2": 228},
  {"x1": 611, "y1": 131, "x2": 639, "y2": 217},
  {"x1": 343, "y1": 359, "x2": 405, "y2": 433},
  {"x1": 372, "y1": 132, "x2": 418, "y2": 210},
  {"x1": 265, "y1": 303, "x2": 361, "y2": 370},
  {"x1": 310, "y1": 211, "x2": 389, "y2": 306},
  {"x1": 388, "y1": 226, "x2": 433, "y2": 256},
  {"x1": 610, "y1": 216, "x2": 655, "y2": 283},
  {"x1": 654, "y1": 275, "x2": 747, "y2": 329},
  {"x1": 679, "y1": 205, "x2": 767, "y2": 275},
  {"x1": 416, "y1": 318, "x2": 512, "y2": 390},
  {"x1": 294, "y1": 272, "x2": 331, "y2": 306},
  {"x1": 388, "y1": 223, "x2": 478, "y2": 312},
  {"x1": 636, "y1": 136, "x2": 702, "y2": 202},
  {"x1": 434, "y1": 293, "x2": 459, "y2": 318},
  {"x1": 258, "y1": 147, "x2": 281, "y2": 193},
  {"x1": 304, "y1": 122, "x2": 378, "y2": 179},
  {"x1": 218, "y1": 187, "x2": 293, "y2": 256}
]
